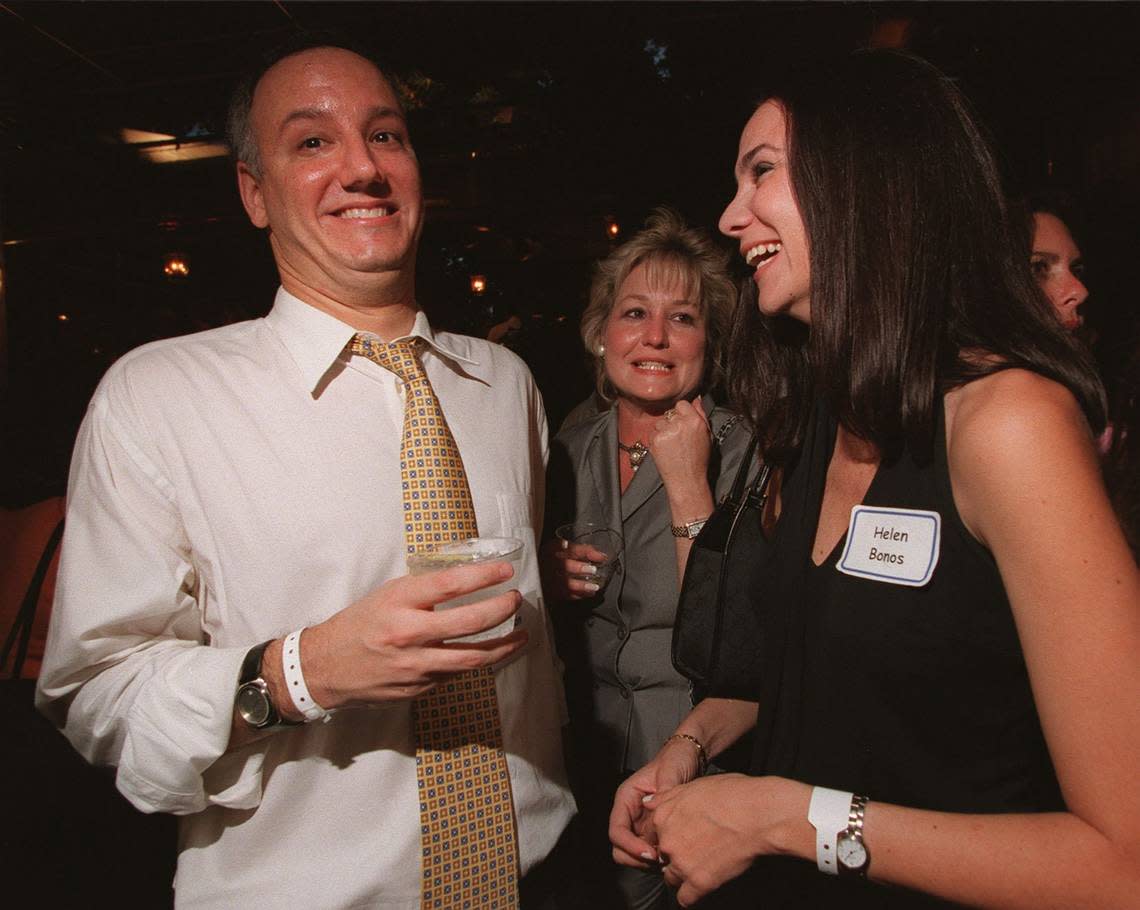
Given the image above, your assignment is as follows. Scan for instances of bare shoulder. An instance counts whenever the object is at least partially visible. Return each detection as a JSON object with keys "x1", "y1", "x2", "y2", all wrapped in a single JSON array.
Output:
[
  {"x1": 946, "y1": 369, "x2": 1090, "y2": 451},
  {"x1": 944, "y1": 369, "x2": 1099, "y2": 545}
]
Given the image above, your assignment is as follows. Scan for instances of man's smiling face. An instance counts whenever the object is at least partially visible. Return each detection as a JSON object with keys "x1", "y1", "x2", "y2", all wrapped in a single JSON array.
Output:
[{"x1": 237, "y1": 47, "x2": 424, "y2": 302}]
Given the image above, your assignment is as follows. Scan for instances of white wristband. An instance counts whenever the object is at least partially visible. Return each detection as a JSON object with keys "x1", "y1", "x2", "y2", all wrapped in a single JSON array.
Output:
[
  {"x1": 282, "y1": 629, "x2": 330, "y2": 723},
  {"x1": 807, "y1": 786, "x2": 853, "y2": 875}
]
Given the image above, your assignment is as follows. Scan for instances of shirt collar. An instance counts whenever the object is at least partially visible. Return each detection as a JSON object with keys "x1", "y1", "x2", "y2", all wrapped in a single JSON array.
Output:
[{"x1": 264, "y1": 287, "x2": 479, "y2": 394}]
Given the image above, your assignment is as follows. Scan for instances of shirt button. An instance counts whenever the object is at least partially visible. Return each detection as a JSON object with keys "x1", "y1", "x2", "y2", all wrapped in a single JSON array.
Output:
[
  {"x1": 585, "y1": 618, "x2": 595, "y2": 627},
  {"x1": 618, "y1": 626, "x2": 629, "y2": 640},
  {"x1": 619, "y1": 687, "x2": 631, "y2": 700}
]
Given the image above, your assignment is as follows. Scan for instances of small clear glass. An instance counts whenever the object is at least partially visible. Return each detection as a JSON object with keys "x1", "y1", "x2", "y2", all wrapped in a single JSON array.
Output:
[
  {"x1": 554, "y1": 521, "x2": 624, "y2": 589},
  {"x1": 406, "y1": 537, "x2": 523, "y2": 642}
]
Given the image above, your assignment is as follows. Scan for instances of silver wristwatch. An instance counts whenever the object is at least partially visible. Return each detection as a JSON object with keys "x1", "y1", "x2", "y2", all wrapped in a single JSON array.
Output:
[
  {"x1": 235, "y1": 640, "x2": 299, "y2": 730},
  {"x1": 670, "y1": 517, "x2": 708, "y2": 539},
  {"x1": 836, "y1": 794, "x2": 870, "y2": 877}
]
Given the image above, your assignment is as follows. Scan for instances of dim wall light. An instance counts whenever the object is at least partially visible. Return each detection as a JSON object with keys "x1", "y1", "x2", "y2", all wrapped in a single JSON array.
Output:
[
  {"x1": 470, "y1": 274, "x2": 487, "y2": 295},
  {"x1": 164, "y1": 254, "x2": 190, "y2": 278},
  {"x1": 120, "y1": 128, "x2": 228, "y2": 164}
]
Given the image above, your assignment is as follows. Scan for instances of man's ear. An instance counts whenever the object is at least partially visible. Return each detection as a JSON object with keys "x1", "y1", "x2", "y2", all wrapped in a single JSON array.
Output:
[{"x1": 236, "y1": 162, "x2": 269, "y2": 229}]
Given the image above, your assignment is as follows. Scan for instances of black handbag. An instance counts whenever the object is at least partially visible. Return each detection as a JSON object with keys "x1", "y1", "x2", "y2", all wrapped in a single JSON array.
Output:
[{"x1": 671, "y1": 434, "x2": 773, "y2": 699}]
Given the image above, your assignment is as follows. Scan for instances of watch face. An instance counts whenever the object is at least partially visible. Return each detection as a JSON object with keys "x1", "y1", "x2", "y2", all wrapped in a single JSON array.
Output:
[
  {"x1": 237, "y1": 682, "x2": 271, "y2": 727},
  {"x1": 836, "y1": 834, "x2": 867, "y2": 870}
]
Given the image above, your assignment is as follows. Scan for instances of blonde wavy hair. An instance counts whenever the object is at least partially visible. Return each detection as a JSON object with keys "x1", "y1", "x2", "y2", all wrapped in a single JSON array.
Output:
[
  {"x1": 583, "y1": 209, "x2": 734, "y2": 403},
  {"x1": 580, "y1": 207, "x2": 736, "y2": 402}
]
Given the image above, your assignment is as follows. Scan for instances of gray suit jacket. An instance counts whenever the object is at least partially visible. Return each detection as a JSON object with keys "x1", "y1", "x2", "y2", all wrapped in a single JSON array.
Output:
[{"x1": 546, "y1": 396, "x2": 753, "y2": 776}]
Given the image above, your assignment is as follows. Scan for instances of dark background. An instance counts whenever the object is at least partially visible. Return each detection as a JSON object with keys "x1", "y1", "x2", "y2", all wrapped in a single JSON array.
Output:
[{"x1": 3, "y1": 1, "x2": 1139, "y2": 506}]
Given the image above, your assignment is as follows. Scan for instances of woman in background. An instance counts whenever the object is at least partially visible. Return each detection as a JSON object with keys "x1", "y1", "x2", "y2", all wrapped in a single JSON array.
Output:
[
  {"x1": 610, "y1": 51, "x2": 1140, "y2": 908},
  {"x1": 1022, "y1": 191, "x2": 1090, "y2": 333},
  {"x1": 543, "y1": 208, "x2": 751, "y2": 909}
]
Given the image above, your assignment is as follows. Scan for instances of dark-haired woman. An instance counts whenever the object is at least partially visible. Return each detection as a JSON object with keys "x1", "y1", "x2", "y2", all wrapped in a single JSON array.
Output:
[
  {"x1": 1028, "y1": 201, "x2": 1090, "y2": 334},
  {"x1": 610, "y1": 51, "x2": 1140, "y2": 909},
  {"x1": 1012, "y1": 190, "x2": 1091, "y2": 336}
]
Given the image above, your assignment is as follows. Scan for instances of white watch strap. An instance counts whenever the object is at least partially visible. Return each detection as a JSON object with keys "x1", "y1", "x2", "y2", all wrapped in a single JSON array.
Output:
[
  {"x1": 808, "y1": 786, "x2": 853, "y2": 875},
  {"x1": 282, "y1": 629, "x2": 330, "y2": 723}
]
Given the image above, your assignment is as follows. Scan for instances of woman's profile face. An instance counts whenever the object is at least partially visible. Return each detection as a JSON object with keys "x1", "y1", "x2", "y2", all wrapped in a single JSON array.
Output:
[
  {"x1": 719, "y1": 100, "x2": 811, "y2": 324},
  {"x1": 602, "y1": 262, "x2": 707, "y2": 412},
  {"x1": 1031, "y1": 212, "x2": 1088, "y2": 332}
]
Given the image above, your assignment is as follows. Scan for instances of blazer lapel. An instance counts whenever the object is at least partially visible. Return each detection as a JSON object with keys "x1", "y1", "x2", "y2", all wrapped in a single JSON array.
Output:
[
  {"x1": 621, "y1": 448, "x2": 663, "y2": 522},
  {"x1": 584, "y1": 409, "x2": 624, "y2": 534}
]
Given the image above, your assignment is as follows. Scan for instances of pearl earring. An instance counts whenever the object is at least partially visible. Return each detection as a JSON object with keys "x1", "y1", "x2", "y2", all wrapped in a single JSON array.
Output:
[{"x1": 598, "y1": 345, "x2": 605, "y2": 357}]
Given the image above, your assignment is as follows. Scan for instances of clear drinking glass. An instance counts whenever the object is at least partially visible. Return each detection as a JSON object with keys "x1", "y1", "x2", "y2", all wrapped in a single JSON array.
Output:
[
  {"x1": 554, "y1": 521, "x2": 624, "y2": 589},
  {"x1": 406, "y1": 537, "x2": 523, "y2": 643}
]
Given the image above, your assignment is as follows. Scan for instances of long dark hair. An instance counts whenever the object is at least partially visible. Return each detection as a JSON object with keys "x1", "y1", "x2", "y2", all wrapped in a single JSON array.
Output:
[{"x1": 726, "y1": 50, "x2": 1106, "y2": 464}]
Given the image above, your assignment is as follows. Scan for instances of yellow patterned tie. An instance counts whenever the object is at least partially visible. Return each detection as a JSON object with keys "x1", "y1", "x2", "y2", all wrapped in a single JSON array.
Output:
[{"x1": 350, "y1": 334, "x2": 520, "y2": 908}]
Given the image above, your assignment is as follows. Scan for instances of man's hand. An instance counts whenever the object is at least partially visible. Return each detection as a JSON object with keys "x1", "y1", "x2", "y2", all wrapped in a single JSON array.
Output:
[{"x1": 275, "y1": 561, "x2": 527, "y2": 713}]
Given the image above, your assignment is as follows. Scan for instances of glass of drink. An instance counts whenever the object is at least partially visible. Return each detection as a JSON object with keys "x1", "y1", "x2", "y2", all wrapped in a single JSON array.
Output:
[
  {"x1": 406, "y1": 537, "x2": 523, "y2": 643},
  {"x1": 554, "y1": 522, "x2": 624, "y2": 590}
]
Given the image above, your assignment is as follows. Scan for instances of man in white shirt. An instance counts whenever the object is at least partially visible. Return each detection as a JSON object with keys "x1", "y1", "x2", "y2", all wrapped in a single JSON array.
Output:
[{"x1": 37, "y1": 36, "x2": 575, "y2": 909}]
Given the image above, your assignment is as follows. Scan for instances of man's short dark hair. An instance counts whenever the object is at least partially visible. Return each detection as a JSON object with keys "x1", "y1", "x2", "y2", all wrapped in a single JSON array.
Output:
[{"x1": 225, "y1": 31, "x2": 393, "y2": 178}]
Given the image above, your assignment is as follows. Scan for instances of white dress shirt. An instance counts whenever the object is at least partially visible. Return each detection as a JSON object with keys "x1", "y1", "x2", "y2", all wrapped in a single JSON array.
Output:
[{"x1": 37, "y1": 288, "x2": 575, "y2": 909}]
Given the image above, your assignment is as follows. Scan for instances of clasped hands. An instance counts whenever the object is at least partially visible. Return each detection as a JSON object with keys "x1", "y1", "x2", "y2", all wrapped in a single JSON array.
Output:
[{"x1": 610, "y1": 745, "x2": 809, "y2": 907}]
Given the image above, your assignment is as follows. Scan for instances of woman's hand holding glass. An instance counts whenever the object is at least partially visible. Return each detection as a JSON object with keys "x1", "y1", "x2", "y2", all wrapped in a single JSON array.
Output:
[
  {"x1": 540, "y1": 523, "x2": 624, "y2": 601},
  {"x1": 541, "y1": 539, "x2": 609, "y2": 600}
]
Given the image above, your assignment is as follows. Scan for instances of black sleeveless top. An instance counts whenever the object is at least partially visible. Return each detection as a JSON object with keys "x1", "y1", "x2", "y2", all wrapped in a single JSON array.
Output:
[{"x1": 711, "y1": 401, "x2": 1063, "y2": 909}]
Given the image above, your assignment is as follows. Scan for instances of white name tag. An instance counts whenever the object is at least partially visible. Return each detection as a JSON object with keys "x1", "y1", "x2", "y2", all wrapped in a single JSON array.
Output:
[{"x1": 836, "y1": 505, "x2": 941, "y2": 587}]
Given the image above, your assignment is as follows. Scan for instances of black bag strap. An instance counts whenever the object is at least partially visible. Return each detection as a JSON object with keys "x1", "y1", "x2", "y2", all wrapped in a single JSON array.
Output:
[
  {"x1": 706, "y1": 453, "x2": 772, "y2": 685},
  {"x1": 715, "y1": 438, "x2": 772, "y2": 567},
  {"x1": 719, "y1": 458, "x2": 772, "y2": 570},
  {"x1": 723, "y1": 433, "x2": 761, "y2": 506},
  {"x1": 745, "y1": 461, "x2": 773, "y2": 508},
  {"x1": 1, "y1": 517, "x2": 65, "y2": 680}
]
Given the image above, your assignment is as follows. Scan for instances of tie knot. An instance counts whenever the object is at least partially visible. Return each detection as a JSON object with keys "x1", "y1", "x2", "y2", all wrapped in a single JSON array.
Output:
[{"x1": 350, "y1": 334, "x2": 426, "y2": 385}]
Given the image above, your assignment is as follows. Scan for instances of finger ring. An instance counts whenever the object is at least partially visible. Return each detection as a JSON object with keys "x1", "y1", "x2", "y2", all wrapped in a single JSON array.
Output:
[{"x1": 664, "y1": 409, "x2": 676, "y2": 420}]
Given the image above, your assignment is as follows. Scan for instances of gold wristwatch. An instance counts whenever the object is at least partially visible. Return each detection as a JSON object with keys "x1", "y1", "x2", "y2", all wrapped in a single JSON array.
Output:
[{"x1": 670, "y1": 517, "x2": 708, "y2": 539}]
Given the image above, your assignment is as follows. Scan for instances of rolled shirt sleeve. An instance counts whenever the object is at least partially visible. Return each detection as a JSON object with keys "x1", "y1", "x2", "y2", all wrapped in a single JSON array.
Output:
[{"x1": 37, "y1": 383, "x2": 263, "y2": 814}]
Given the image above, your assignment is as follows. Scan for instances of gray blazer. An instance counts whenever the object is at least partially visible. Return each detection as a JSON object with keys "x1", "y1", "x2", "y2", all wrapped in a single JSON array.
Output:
[{"x1": 545, "y1": 396, "x2": 753, "y2": 775}]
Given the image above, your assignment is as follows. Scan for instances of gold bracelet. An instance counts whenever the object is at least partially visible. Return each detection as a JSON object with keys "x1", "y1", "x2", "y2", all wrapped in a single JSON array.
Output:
[{"x1": 664, "y1": 732, "x2": 708, "y2": 775}]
